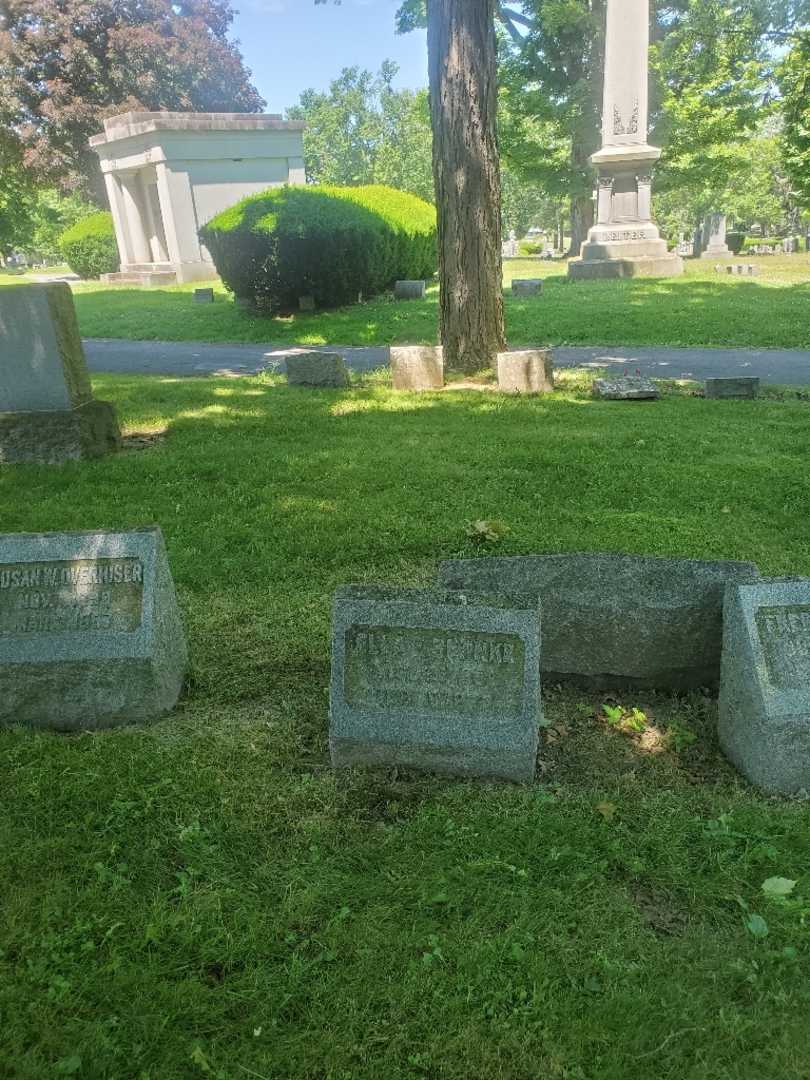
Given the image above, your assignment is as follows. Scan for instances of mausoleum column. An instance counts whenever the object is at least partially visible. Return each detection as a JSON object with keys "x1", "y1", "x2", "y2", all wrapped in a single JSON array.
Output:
[
  {"x1": 103, "y1": 173, "x2": 134, "y2": 265},
  {"x1": 119, "y1": 174, "x2": 152, "y2": 264}
]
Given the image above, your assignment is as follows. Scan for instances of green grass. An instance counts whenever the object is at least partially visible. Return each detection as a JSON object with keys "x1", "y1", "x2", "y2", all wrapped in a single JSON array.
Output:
[
  {"x1": 8, "y1": 256, "x2": 807, "y2": 350},
  {"x1": 2, "y1": 373, "x2": 810, "y2": 1079}
]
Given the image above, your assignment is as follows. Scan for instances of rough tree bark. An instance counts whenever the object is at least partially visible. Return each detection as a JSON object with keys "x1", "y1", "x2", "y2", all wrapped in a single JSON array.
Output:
[{"x1": 427, "y1": 0, "x2": 505, "y2": 373}]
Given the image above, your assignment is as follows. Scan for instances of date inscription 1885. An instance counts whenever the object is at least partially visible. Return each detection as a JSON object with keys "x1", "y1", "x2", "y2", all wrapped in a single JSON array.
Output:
[
  {"x1": 344, "y1": 625, "x2": 526, "y2": 719},
  {"x1": 756, "y1": 604, "x2": 810, "y2": 689},
  {"x1": 0, "y1": 559, "x2": 144, "y2": 635}
]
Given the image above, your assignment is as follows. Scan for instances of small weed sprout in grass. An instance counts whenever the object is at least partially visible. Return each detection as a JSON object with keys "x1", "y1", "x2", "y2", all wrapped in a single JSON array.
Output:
[
  {"x1": 602, "y1": 703, "x2": 648, "y2": 733},
  {"x1": 465, "y1": 518, "x2": 511, "y2": 544},
  {"x1": 664, "y1": 720, "x2": 699, "y2": 753}
]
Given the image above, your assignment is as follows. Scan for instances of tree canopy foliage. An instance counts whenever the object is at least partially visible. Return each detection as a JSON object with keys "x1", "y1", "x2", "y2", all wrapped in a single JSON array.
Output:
[
  {"x1": 287, "y1": 63, "x2": 434, "y2": 202},
  {"x1": 0, "y1": 0, "x2": 264, "y2": 199}
]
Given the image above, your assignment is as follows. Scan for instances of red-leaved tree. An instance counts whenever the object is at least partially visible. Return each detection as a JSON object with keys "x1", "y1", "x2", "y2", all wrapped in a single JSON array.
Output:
[{"x1": 0, "y1": 0, "x2": 265, "y2": 200}]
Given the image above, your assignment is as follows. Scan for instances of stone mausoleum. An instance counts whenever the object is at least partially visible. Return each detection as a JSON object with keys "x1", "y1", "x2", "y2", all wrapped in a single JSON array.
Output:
[{"x1": 90, "y1": 112, "x2": 306, "y2": 286}]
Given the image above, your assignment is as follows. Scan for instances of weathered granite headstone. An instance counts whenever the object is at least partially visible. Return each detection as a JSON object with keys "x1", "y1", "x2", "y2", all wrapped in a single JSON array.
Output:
[
  {"x1": 719, "y1": 579, "x2": 810, "y2": 794},
  {"x1": 329, "y1": 585, "x2": 542, "y2": 781},
  {"x1": 497, "y1": 350, "x2": 554, "y2": 394},
  {"x1": 286, "y1": 352, "x2": 350, "y2": 388},
  {"x1": 0, "y1": 526, "x2": 187, "y2": 730},
  {"x1": 705, "y1": 377, "x2": 760, "y2": 400},
  {"x1": 298, "y1": 295, "x2": 316, "y2": 312},
  {"x1": 390, "y1": 346, "x2": 444, "y2": 391},
  {"x1": 0, "y1": 283, "x2": 121, "y2": 465},
  {"x1": 593, "y1": 376, "x2": 658, "y2": 400},
  {"x1": 438, "y1": 553, "x2": 760, "y2": 690},
  {"x1": 512, "y1": 279, "x2": 543, "y2": 297},
  {"x1": 394, "y1": 280, "x2": 427, "y2": 300},
  {"x1": 193, "y1": 287, "x2": 214, "y2": 304}
]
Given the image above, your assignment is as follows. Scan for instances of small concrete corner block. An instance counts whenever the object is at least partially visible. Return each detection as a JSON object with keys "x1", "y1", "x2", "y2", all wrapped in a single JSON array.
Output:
[
  {"x1": 719, "y1": 578, "x2": 810, "y2": 793},
  {"x1": 705, "y1": 377, "x2": 760, "y2": 400},
  {"x1": 329, "y1": 585, "x2": 542, "y2": 781},
  {"x1": 512, "y1": 279, "x2": 543, "y2": 297},
  {"x1": 193, "y1": 288, "x2": 215, "y2": 304},
  {"x1": 497, "y1": 350, "x2": 554, "y2": 394},
  {"x1": 394, "y1": 280, "x2": 427, "y2": 300},
  {"x1": 286, "y1": 352, "x2": 350, "y2": 388},
  {"x1": 0, "y1": 526, "x2": 187, "y2": 731},
  {"x1": 390, "y1": 346, "x2": 444, "y2": 391},
  {"x1": 593, "y1": 376, "x2": 658, "y2": 400}
]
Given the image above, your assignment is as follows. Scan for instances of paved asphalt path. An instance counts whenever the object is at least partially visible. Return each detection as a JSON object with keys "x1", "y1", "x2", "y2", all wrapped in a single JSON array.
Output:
[{"x1": 84, "y1": 338, "x2": 810, "y2": 385}]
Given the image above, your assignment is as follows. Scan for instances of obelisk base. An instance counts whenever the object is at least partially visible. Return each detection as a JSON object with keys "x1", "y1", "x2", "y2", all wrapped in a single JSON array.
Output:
[{"x1": 569, "y1": 253, "x2": 684, "y2": 280}]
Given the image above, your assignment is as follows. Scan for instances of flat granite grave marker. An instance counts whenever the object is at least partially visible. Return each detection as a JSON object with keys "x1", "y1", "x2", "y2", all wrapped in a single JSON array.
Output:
[
  {"x1": 497, "y1": 350, "x2": 554, "y2": 394},
  {"x1": 593, "y1": 376, "x2": 658, "y2": 400},
  {"x1": 439, "y1": 553, "x2": 760, "y2": 690},
  {"x1": 705, "y1": 377, "x2": 760, "y2": 400},
  {"x1": 193, "y1": 287, "x2": 214, "y2": 303},
  {"x1": 0, "y1": 283, "x2": 121, "y2": 464},
  {"x1": 719, "y1": 579, "x2": 810, "y2": 794},
  {"x1": 286, "y1": 352, "x2": 350, "y2": 388},
  {"x1": 394, "y1": 280, "x2": 427, "y2": 300},
  {"x1": 0, "y1": 526, "x2": 187, "y2": 730},
  {"x1": 390, "y1": 346, "x2": 444, "y2": 391},
  {"x1": 330, "y1": 586, "x2": 542, "y2": 781}
]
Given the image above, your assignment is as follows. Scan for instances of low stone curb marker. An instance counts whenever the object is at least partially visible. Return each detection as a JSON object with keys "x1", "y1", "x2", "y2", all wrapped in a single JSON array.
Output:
[
  {"x1": 390, "y1": 346, "x2": 444, "y2": 391},
  {"x1": 497, "y1": 350, "x2": 554, "y2": 394}
]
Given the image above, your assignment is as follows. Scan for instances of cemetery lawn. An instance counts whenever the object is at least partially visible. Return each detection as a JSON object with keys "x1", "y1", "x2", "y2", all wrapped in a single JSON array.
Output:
[
  {"x1": 55, "y1": 255, "x2": 810, "y2": 349},
  {"x1": 3, "y1": 372, "x2": 810, "y2": 1080}
]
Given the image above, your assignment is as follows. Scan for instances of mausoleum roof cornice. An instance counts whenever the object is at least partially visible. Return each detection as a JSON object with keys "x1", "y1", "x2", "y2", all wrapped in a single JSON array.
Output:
[{"x1": 90, "y1": 111, "x2": 305, "y2": 148}]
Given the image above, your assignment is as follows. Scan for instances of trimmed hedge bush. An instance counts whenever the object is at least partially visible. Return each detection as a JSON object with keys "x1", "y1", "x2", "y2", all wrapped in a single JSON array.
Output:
[
  {"x1": 59, "y1": 212, "x2": 120, "y2": 279},
  {"x1": 200, "y1": 184, "x2": 437, "y2": 311},
  {"x1": 726, "y1": 231, "x2": 746, "y2": 255}
]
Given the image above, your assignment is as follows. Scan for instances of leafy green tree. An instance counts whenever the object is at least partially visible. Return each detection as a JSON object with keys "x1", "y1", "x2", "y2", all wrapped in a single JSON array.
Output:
[
  {"x1": 779, "y1": 31, "x2": 810, "y2": 209},
  {"x1": 287, "y1": 63, "x2": 433, "y2": 201},
  {"x1": 0, "y1": 135, "x2": 36, "y2": 260}
]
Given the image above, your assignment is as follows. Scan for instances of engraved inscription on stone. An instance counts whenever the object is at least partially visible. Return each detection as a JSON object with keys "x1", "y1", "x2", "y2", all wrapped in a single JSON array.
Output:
[
  {"x1": 0, "y1": 559, "x2": 144, "y2": 635},
  {"x1": 756, "y1": 605, "x2": 810, "y2": 689},
  {"x1": 344, "y1": 625, "x2": 525, "y2": 719}
]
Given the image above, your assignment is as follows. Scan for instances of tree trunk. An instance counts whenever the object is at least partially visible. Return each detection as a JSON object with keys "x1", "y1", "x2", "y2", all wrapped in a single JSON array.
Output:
[
  {"x1": 427, "y1": 0, "x2": 505, "y2": 373},
  {"x1": 569, "y1": 194, "x2": 594, "y2": 256}
]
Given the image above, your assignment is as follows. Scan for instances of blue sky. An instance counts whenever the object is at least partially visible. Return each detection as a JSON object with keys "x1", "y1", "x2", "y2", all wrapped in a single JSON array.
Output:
[{"x1": 232, "y1": 0, "x2": 429, "y2": 115}]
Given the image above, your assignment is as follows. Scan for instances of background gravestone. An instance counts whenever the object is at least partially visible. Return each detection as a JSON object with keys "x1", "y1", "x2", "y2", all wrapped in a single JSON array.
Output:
[
  {"x1": 439, "y1": 553, "x2": 760, "y2": 690},
  {"x1": 390, "y1": 346, "x2": 444, "y2": 391},
  {"x1": 497, "y1": 350, "x2": 554, "y2": 394},
  {"x1": 0, "y1": 526, "x2": 187, "y2": 730},
  {"x1": 705, "y1": 377, "x2": 760, "y2": 400},
  {"x1": 394, "y1": 280, "x2": 427, "y2": 300},
  {"x1": 719, "y1": 579, "x2": 810, "y2": 794},
  {"x1": 512, "y1": 279, "x2": 543, "y2": 297},
  {"x1": 286, "y1": 352, "x2": 350, "y2": 388},
  {"x1": 0, "y1": 282, "x2": 120, "y2": 464},
  {"x1": 593, "y1": 376, "x2": 658, "y2": 400},
  {"x1": 330, "y1": 585, "x2": 542, "y2": 782}
]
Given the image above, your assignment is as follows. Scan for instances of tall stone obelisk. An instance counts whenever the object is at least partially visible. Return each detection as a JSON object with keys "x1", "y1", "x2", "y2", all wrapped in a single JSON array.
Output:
[{"x1": 568, "y1": 0, "x2": 683, "y2": 280}]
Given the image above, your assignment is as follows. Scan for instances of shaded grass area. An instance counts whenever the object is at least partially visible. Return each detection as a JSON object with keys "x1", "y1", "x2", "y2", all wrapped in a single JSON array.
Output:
[
  {"x1": 50, "y1": 256, "x2": 810, "y2": 350},
  {"x1": 1, "y1": 374, "x2": 810, "y2": 1079}
]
